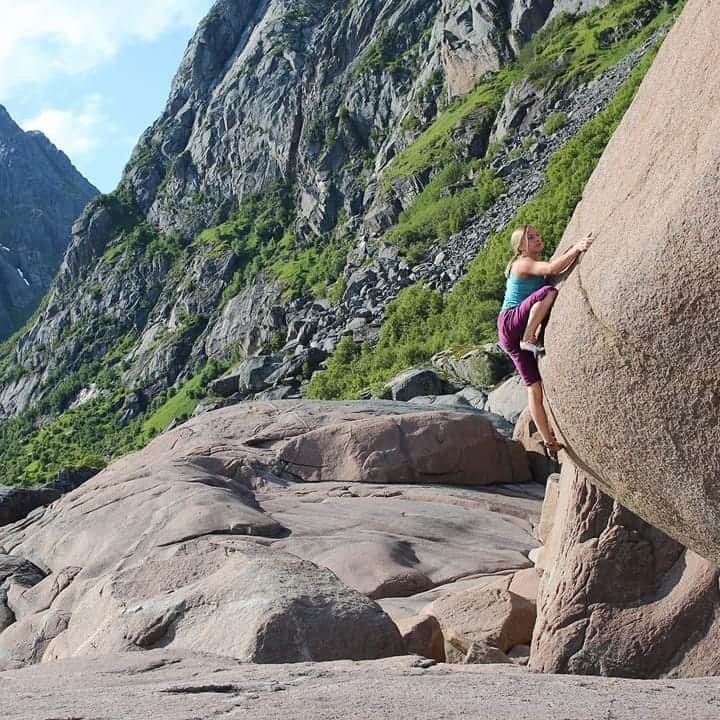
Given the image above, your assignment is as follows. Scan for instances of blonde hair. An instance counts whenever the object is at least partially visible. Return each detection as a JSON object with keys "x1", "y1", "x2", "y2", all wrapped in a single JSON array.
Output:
[{"x1": 504, "y1": 225, "x2": 533, "y2": 277}]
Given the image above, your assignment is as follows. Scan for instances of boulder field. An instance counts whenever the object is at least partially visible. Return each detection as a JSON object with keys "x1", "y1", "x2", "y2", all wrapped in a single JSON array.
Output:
[
  {"x1": 542, "y1": 0, "x2": 720, "y2": 564},
  {"x1": 0, "y1": 400, "x2": 540, "y2": 666}
]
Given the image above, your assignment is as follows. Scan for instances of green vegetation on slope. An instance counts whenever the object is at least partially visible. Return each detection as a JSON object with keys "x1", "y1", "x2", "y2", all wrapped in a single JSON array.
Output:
[
  {"x1": 0, "y1": 354, "x2": 229, "y2": 485},
  {"x1": 306, "y1": 45, "x2": 661, "y2": 399},
  {"x1": 386, "y1": 0, "x2": 676, "y2": 183},
  {"x1": 0, "y1": 360, "x2": 136, "y2": 485},
  {"x1": 517, "y1": 0, "x2": 681, "y2": 88},
  {"x1": 0, "y1": 399, "x2": 116, "y2": 482},
  {"x1": 380, "y1": 0, "x2": 681, "y2": 261},
  {"x1": 0, "y1": 183, "x2": 346, "y2": 485},
  {"x1": 197, "y1": 182, "x2": 348, "y2": 301},
  {"x1": 384, "y1": 74, "x2": 510, "y2": 183},
  {"x1": 387, "y1": 164, "x2": 507, "y2": 261}
]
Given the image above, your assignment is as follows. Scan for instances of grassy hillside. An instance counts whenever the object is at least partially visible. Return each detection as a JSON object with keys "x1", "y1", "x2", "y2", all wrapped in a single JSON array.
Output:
[{"x1": 380, "y1": 0, "x2": 680, "y2": 260}]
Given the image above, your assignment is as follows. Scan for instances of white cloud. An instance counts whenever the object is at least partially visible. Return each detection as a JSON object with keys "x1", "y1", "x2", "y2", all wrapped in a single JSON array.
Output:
[
  {"x1": 0, "y1": 0, "x2": 212, "y2": 97},
  {"x1": 21, "y1": 94, "x2": 118, "y2": 157}
]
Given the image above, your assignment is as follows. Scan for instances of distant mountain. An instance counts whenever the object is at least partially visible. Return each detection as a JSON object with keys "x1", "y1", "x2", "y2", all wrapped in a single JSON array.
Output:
[{"x1": 0, "y1": 105, "x2": 98, "y2": 339}]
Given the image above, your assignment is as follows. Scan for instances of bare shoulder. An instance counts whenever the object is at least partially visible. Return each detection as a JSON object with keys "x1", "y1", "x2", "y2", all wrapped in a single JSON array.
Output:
[{"x1": 511, "y1": 256, "x2": 533, "y2": 278}]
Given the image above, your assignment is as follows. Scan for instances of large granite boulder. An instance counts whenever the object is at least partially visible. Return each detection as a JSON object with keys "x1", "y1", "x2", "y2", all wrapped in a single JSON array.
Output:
[
  {"x1": 377, "y1": 561, "x2": 542, "y2": 664},
  {"x1": 277, "y1": 410, "x2": 529, "y2": 486},
  {"x1": 4, "y1": 539, "x2": 402, "y2": 665},
  {"x1": 210, "y1": 355, "x2": 281, "y2": 397},
  {"x1": 485, "y1": 375, "x2": 527, "y2": 424},
  {"x1": 432, "y1": 345, "x2": 513, "y2": 388},
  {"x1": 541, "y1": 0, "x2": 720, "y2": 564},
  {"x1": 530, "y1": 462, "x2": 720, "y2": 678},
  {"x1": 395, "y1": 614, "x2": 445, "y2": 661}
]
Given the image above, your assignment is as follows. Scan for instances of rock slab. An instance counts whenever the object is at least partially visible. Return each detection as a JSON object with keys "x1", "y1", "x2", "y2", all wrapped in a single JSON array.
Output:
[
  {"x1": 2, "y1": 650, "x2": 720, "y2": 720},
  {"x1": 0, "y1": 400, "x2": 539, "y2": 666},
  {"x1": 278, "y1": 410, "x2": 529, "y2": 485}
]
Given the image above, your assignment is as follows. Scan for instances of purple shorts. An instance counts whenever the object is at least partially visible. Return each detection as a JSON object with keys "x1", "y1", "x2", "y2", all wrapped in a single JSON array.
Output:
[{"x1": 497, "y1": 285, "x2": 557, "y2": 387}]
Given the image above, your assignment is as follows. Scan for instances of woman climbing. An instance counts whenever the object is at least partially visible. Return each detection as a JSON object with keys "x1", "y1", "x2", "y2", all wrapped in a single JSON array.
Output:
[{"x1": 497, "y1": 225, "x2": 593, "y2": 454}]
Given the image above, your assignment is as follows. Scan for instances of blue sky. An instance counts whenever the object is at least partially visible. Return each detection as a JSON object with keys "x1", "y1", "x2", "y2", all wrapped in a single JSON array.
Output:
[{"x1": 0, "y1": 1, "x2": 215, "y2": 193}]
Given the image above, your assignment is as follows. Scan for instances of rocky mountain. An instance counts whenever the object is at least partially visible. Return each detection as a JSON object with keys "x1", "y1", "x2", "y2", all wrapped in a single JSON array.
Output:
[
  {"x1": 0, "y1": 106, "x2": 98, "y2": 340},
  {"x1": 124, "y1": 0, "x2": 561, "y2": 239},
  {"x1": 0, "y1": 0, "x2": 682, "y2": 484}
]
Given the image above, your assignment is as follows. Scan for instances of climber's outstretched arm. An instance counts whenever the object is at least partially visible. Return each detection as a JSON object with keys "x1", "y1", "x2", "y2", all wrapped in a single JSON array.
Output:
[{"x1": 515, "y1": 233, "x2": 594, "y2": 277}]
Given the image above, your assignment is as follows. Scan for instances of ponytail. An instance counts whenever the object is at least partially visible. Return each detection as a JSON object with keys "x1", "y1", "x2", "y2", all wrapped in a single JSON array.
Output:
[
  {"x1": 504, "y1": 257, "x2": 516, "y2": 278},
  {"x1": 505, "y1": 225, "x2": 530, "y2": 278}
]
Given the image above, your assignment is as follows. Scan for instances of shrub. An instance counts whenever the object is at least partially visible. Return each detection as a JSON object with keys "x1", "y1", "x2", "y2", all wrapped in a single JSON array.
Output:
[
  {"x1": 543, "y1": 111, "x2": 568, "y2": 136},
  {"x1": 386, "y1": 163, "x2": 505, "y2": 259},
  {"x1": 197, "y1": 183, "x2": 348, "y2": 301}
]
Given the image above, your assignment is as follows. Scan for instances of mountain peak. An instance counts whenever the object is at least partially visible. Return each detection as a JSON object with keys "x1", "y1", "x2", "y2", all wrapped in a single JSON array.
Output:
[{"x1": 0, "y1": 104, "x2": 23, "y2": 138}]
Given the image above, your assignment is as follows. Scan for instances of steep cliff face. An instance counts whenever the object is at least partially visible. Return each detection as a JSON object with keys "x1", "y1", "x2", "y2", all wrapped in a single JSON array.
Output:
[
  {"x1": 125, "y1": 0, "x2": 579, "y2": 240},
  {"x1": 0, "y1": 0, "x2": 574, "y2": 414},
  {"x1": 440, "y1": 0, "x2": 555, "y2": 96},
  {"x1": 123, "y1": 0, "x2": 433, "y2": 240},
  {"x1": 125, "y1": 0, "x2": 441, "y2": 242},
  {"x1": 0, "y1": 106, "x2": 98, "y2": 340}
]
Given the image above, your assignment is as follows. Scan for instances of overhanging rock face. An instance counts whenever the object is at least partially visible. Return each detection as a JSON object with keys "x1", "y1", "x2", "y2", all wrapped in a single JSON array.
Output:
[
  {"x1": 529, "y1": 462, "x2": 720, "y2": 678},
  {"x1": 541, "y1": 0, "x2": 720, "y2": 564}
]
